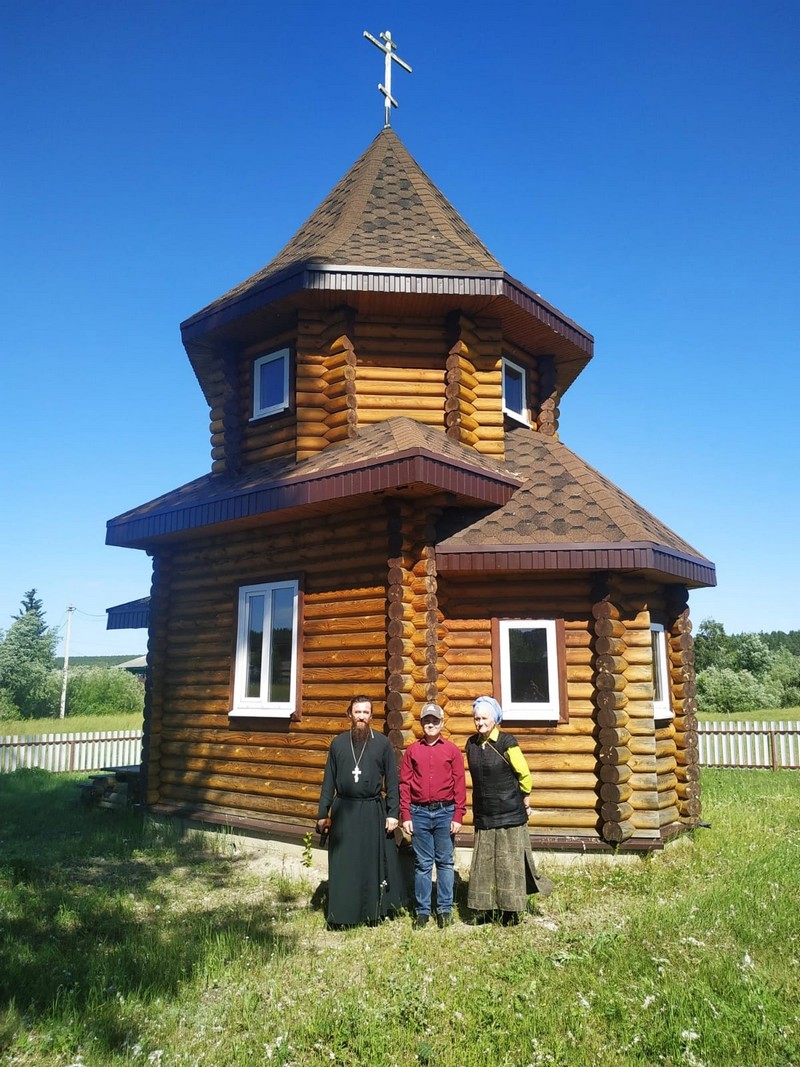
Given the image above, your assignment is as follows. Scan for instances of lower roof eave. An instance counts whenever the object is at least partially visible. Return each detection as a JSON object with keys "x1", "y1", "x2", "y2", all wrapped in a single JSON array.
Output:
[
  {"x1": 106, "y1": 597, "x2": 151, "y2": 630},
  {"x1": 435, "y1": 541, "x2": 716, "y2": 588},
  {"x1": 106, "y1": 449, "x2": 521, "y2": 550}
]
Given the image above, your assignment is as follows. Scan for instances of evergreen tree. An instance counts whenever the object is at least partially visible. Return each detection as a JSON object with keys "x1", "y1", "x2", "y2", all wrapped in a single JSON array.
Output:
[
  {"x1": 13, "y1": 589, "x2": 47, "y2": 628},
  {"x1": 0, "y1": 590, "x2": 59, "y2": 718}
]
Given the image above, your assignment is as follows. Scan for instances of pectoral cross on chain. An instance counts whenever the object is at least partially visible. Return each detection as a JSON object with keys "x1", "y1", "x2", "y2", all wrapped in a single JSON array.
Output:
[{"x1": 352, "y1": 766, "x2": 362, "y2": 782}]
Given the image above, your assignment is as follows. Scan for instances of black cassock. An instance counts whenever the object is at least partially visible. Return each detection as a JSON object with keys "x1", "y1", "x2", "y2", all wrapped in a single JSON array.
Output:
[{"x1": 317, "y1": 729, "x2": 404, "y2": 925}]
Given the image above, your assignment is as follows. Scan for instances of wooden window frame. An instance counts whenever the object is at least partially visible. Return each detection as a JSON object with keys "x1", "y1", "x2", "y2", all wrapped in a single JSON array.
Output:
[
  {"x1": 491, "y1": 617, "x2": 568, "y2": 723},
  {"x1": 231, "y1": 578, "x2": 301, "y2": 719},
  {"x1": 501, "y1": 355, "x2": 529, "y2": 425},
  {"x1": 251, "y1": 347, "x2": 291, "y2": 421},
  {"x1": 651, "y1": 623, "x2": 673, "y2": 721}
]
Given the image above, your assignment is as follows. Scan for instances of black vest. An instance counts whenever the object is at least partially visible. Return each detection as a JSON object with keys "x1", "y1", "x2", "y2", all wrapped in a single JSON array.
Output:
[{"x1": 466, "y1": 731, "x2": 527, "y2": 830}]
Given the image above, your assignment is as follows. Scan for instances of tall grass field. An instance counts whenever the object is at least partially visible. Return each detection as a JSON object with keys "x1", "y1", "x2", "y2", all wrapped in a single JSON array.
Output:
[{"x1": 1, "y1": 767, "x2": 798, "y2": 1066}]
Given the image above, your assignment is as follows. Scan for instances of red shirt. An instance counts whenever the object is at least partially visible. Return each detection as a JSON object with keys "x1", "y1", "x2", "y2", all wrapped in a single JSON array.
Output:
[{"x1": 399, "y1": 736, "x2": 467, "y2": 823}]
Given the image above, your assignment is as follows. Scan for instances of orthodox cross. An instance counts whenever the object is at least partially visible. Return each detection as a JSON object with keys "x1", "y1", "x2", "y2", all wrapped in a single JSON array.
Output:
[{"x1": 363, "y1": 29, "x2": 412, "y2": 128}]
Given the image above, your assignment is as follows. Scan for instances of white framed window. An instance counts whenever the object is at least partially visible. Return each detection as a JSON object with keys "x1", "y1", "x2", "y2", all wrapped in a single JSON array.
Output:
[
  {"x1": 232, "y1": 580, "x2": 299, "y2": 717},
  {"x1": 498, "y1": 619, "x2": 561, "y2": 721},
  {"x1": 502, "y1": 356, "x2": 529, "y2": 424},
  {"x1": 651, "y1": 623, "x2": 673, "y2": 720},
  {"x1": 252, "y1": 348, "x2": 290, "y2": 420}
]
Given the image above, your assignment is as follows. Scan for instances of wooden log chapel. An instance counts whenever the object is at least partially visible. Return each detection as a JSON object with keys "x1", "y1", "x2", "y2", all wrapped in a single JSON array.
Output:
[{"x1": 107, "y1": 41, "x2": 715, "y2": 853}]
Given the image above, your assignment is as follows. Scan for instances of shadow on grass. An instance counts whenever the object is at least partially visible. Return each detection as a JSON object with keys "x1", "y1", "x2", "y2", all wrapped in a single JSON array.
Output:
[{"x1": 0, "y1": 770, "x2": 303, "y2": 1021}]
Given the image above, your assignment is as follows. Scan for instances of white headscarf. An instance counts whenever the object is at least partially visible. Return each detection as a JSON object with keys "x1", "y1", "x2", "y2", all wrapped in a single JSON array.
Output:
[{"x1": 473, "y1": 695, "x2": 503, "y2": 725}]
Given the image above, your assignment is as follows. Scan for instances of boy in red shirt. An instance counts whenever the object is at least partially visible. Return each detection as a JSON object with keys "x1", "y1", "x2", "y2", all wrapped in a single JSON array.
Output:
[{"x1": 399, "y1": 702, "x2": 467, "y2": 928}]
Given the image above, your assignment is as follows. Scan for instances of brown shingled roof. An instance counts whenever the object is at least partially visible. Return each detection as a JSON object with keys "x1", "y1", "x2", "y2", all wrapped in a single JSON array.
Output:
[
  {"x1": 106, "y1": 419, "x2": 521, "y2": 548},
  {"x1": 192, "y1": 128, "x2": 502, "y2": 322},
  {"x1": 180, "y1": 129, "x2": 593, "y2": 397},
  {"x1": 106, "y1": 414, "x2": 714, "y2": 586},
  {"x1": 437, "y1": 429, "x2": 703, "y2": 552},
  {"x1": 435, "y1": 429, "x2": 715, "y2": 586}
]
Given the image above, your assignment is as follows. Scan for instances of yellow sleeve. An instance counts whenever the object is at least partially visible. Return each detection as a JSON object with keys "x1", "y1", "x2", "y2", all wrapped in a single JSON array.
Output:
[{"x1": 506, "y1": 744, "x2": 533, "y2": 795}]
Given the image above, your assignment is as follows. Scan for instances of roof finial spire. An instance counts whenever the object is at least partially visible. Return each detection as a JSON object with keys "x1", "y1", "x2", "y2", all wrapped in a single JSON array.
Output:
[{"x1": 363, "y1": 29, "x2": 412, "y2": 128}]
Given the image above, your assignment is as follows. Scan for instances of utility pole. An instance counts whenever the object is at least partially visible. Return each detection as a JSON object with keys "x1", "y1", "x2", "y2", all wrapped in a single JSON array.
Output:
[{"x1": 59, "y1": 606, "x2": 75, "y2": 719}]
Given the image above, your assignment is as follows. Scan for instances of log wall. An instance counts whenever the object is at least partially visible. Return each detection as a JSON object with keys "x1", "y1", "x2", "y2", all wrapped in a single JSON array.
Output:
[
  {"x1": 435, "y1": 572, "x2": 700, "y2": 844},
  {"x1": 590, "y1": 576, "x2": 699, "y2": 843},
  {"x1": 145, "y1": 503, "x2": 393, "y2": 829},
  {"x1": 209, "y1": 310, "x2": 553, "y2": 471},
  {"x1": 665, "y1": 585, "x2": 701, "y2": 825},
  {"x1": 438, "y1": 575, "x2": 602, "y2": 838},
  {"x1": 142, "y1": 492, "x2": 700, "y2": 847}
]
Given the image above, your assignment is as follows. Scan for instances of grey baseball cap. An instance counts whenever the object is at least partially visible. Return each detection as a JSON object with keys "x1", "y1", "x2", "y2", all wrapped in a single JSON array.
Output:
[{"x1": 420, "y1": 702, "x2": 444, "y2": 721}]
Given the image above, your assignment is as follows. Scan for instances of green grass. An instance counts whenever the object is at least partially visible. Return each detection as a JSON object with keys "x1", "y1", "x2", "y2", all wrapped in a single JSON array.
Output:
[
  {"x1": 0, "y1": 768, "x2": 798, "y2": 1066},
  {"x1": 0, "y1": 712, "x2": 143, "y2": 737},
  {"x1": 697, "y1": 705, "x2": 799, "y2": 723}
]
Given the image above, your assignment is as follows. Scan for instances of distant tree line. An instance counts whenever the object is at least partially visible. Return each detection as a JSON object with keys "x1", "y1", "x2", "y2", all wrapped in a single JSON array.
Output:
[
  {"x1": 694, "y1": 619, "x2": 800, "y2": 715},
  {"x1": 0, "y1": 590, "x2": 144, "y2": 721}
]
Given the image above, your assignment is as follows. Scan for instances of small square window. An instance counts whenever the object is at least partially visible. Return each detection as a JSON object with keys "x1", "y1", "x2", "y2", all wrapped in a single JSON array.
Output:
[
  {"x1": 252, "y1": 349, "x2": 290, "y2": 420},
  {"x1": 232, "y1": 580, "x2": 299, "y2": 716},
  {"x1": 651, "y1": 624, "x2": 673, "y2": 720},
  {"x1": 498, "y1": 619, "x2": 561, "y2": 721},
  {"x1": 502, "y1": 356, "x2": 529, "y2": 424}
]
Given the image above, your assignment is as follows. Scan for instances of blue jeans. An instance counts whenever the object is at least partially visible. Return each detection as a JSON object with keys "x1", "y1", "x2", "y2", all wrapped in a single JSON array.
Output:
[{"x1": 410, "y1": 802, "x2": 455, "y2": 915}]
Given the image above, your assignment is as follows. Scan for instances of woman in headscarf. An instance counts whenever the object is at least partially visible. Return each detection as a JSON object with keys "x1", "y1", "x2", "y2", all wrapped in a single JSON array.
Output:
[{"x1": 465, "y1": 695, "x2": 550, "y2": 924}]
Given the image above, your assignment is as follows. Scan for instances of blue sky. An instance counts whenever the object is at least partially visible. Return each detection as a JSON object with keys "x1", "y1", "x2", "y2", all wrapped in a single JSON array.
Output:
[{"x1": 2, "y1": 1, "x2": 798, "y2": 656}]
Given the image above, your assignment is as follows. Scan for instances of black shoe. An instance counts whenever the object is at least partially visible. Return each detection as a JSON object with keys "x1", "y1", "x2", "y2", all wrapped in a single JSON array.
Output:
[
  {"x1": 470, "y1": 911, "x2": 491, "y2": 926},
  {"x1": 413, "y1": 914, "x2": 430, "y2": 929},
  {"x1": 501, "y1": 911, "x2": 521, "y2": 926},
  {"x1": 437, "y1": 912, "x2": 453, "y2": 928}
]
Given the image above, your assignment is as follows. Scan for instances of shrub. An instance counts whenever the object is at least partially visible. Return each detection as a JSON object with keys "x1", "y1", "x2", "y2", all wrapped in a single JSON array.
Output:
[
  {"x1": 767, "y1": 647, "x2": 800, "y2": 704},
  {"x1": 0, "y1": 664, "x2": 60, "y2": 719},
  {"x1": 696, "y1": 666, "x2": 782, "y2": 716},
  {"x1": 66, "y1": 667, "x2": 145, "y2": 717},
  {"x1": 728, "y1": 632, "x2": 773, "y2": 676},
  {"x1": 0, "y1": 688, "x2": 20, "y2": 721}
]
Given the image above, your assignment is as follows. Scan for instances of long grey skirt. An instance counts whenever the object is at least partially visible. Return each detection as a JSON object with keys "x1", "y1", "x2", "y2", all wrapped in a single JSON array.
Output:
[{"x1": 467, "y1": 824, "x2": 536, "y2": 912}]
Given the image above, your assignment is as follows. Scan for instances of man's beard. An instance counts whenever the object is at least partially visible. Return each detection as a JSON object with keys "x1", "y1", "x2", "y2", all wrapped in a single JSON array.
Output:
[{"x1": 351, "y1": 722, "x2": 371, "y2": 743}]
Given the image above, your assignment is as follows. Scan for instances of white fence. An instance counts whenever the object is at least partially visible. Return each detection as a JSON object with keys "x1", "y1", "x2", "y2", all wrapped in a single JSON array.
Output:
[
  {"x1": 0, "y1": 730, "x2": 143, "y2": 774},
  {"x1": 1, "y1": 723, "x2": 798, "y2": 776},
  {"x1": 697, "y1": 721, "x2": 800, "y2": 770}
]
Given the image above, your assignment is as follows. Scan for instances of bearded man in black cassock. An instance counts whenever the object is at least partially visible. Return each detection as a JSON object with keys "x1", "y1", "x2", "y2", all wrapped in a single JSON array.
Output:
[{"x1": 316, "y1": 695, "x2": 404, "y2": 927}]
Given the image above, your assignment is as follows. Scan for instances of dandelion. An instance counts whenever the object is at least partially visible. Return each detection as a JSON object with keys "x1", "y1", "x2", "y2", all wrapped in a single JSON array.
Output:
[{"x1": 642, "y1": 994, "x2": 656, "y2": 1009}]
